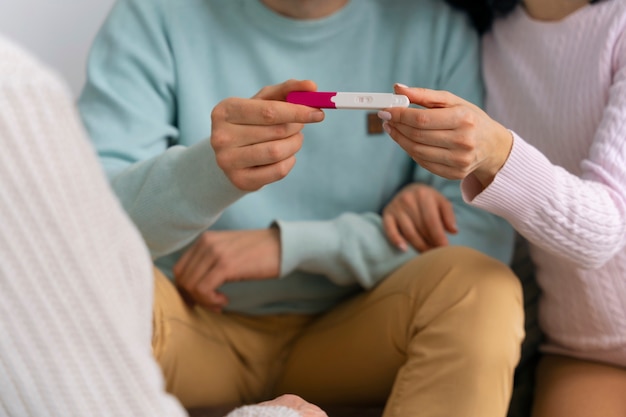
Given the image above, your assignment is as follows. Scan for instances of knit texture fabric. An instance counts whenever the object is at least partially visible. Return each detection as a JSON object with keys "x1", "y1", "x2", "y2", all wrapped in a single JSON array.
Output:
[
  {"x1": 227, "y1": 406, "x2": 300, "y2": 417},
  {"x1": 0, "y1": 35, "x2": 302, "y2": 417},
  {"x1": 464, "y1": 1, "x2": 626, "y2": 366}
]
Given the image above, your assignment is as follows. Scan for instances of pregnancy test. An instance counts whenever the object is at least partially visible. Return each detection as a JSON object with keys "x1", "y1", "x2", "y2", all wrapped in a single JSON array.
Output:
[{"x1": 287, "y1": 91, "x2": 410, "y2": 110}]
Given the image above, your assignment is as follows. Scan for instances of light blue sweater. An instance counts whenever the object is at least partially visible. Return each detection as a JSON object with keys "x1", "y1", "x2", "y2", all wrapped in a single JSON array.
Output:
[{"x1": 78, "y1": 0, "x2": 515, "y2": 314}]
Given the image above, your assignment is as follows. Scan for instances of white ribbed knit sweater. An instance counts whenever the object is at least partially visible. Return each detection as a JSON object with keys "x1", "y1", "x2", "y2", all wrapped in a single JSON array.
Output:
[
  {"x1": 0, "y1": 36, "x2": 299, "y2": 417},
  {"x1": 464, "y1": 1, "x2": 626, "y2": 366}
]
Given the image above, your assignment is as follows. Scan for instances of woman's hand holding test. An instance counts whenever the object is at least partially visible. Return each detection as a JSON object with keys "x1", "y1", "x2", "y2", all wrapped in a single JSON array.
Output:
[{"x1": 379, "y1": 84, "x2": 513, "y2": 188}]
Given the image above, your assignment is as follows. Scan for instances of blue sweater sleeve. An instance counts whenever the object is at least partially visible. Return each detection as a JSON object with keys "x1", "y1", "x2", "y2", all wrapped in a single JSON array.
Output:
[
  {"x1": 276, "y1": 214, "x2": 417, "y2": 288},
  {"x1": 276, "y1": 7, "x2": 514, "y2": 288},
  {"x1": 78, "y1": 0, "x2": 245, "y2": 257},
  {"x1": 277, "y1": 193, "x2": 513, "y2": 289}
]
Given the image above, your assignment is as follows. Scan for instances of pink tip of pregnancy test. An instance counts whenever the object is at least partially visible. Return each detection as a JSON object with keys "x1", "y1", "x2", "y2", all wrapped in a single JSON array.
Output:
[{"x1": 287, "y1": 91, "x2": 337, "y2": 108}]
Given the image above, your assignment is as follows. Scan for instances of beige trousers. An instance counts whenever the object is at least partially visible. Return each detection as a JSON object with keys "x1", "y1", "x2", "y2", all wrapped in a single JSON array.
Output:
[{"x1": 152, "y1": 246, "x2": 524, "y2": 417}]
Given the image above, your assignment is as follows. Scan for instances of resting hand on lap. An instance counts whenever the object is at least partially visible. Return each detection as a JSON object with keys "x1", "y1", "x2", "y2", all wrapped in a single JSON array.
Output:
[{"x1": 173, "y1": 228, "x2": 281, "y2": 312}]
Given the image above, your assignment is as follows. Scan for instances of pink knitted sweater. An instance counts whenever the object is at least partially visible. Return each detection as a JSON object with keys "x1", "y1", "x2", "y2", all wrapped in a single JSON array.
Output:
[{"x1": 463, "y1": 1, "x2": 626, "y2": 366}]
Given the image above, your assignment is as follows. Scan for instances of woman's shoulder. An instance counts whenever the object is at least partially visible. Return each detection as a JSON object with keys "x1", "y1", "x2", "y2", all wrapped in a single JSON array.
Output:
[
  {"x1": 0, "y1": 35, "x2": 40, "y2": 74},
  {"x1": 0, "y1": 35, "x2": 68, "y2": 94}
]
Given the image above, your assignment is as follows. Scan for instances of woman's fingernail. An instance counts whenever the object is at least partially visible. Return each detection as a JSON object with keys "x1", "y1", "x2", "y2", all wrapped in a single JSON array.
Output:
[
  {"x1": 395, "y1": 83, "x2": 409, "y2": 89},
  {"x1": 383, "y1": 122, "x2": 391, "y2": 135},
  {"x1": 398, "y1": 241, "x2": 408, "y2": 252},
  {"x1": 378, "y1": 110, "x2": 391, "y2": 121}
]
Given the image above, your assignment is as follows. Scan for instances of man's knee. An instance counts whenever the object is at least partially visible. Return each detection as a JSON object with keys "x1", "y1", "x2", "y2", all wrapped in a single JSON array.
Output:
[
  {"x1": 388, "y1": 246, "x2": 522, "y2": 305},
  {"x1": 390, "y1": 246, "x2": 525, "y2": 359}
]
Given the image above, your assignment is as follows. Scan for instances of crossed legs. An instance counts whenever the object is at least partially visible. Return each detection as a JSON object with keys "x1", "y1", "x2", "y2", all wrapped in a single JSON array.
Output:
[{"x1": 152, "y1": 246, "x2": 524, "y2": 417}]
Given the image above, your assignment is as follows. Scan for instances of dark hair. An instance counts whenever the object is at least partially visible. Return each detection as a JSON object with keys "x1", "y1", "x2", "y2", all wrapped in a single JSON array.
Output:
[
  {"x1": 442, "y1": 0, "x2": 519, "y2": 34},
  {"x1": 445, "y1": 0, "x2": 606, "y2": 34}
]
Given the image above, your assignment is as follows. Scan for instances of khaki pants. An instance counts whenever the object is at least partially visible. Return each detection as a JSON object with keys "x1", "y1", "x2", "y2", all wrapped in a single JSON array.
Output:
[{"x1": 152, "y1": 246, "x2": 524, "y2": 417}]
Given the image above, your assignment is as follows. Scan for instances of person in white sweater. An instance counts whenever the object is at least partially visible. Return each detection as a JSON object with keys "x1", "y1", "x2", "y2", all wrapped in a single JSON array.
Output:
[
  {"x1": 0, "y1": 34, "x2": 327, "y2": 417},
  {"x1": 379, "y1": 0, "x2": 626, "y2": 416}
]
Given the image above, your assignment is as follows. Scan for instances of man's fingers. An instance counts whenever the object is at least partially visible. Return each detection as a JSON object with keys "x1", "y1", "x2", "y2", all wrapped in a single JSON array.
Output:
[
  {"x1": 216, "y1": 133, "x2": 303, "y2": 170},
  {"x1": 438, "y1": 196, "x2": 458, "y2": 234},
  {"x1": 194, "y1": 284, "x2": 229, "y2": 312},
  {"x1": 213, "y1": 97, "x2": 324, "y2": 126},
  {"x1": 178, "y1": 252, "x2": 215, "y2": 295},
  {"x1": 393, "y1": 211, "x2": 429, "y2": 252},
  {"x1": 420, "y1": 199, "x2": 449, "y2": 247},
  {"x1": 172, "y1": 246, "x2": 192, "y2": 279},
  {"x1": 382, "y1": 213, "x2": 408, "y2": 251},
  {"x1": 213, "y1": 121, "x2": 307, "y2": 151},
  {"x1": 173, "y1": 242, "x2": 204, "y2": 287},
  {"x1": 227, "y1": 156, "x2": 298, "y2": 191},
  {"x1": 253, "y1": 79, "x2": 318, "y2": 101}
]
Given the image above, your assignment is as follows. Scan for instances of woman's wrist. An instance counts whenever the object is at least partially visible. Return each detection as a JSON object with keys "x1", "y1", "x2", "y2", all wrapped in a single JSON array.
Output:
[{"x1": 474, "y1": 123, "x2": 513, "y2": 189}]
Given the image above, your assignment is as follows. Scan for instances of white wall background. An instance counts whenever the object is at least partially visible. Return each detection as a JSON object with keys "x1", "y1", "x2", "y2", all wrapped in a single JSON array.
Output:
[{"x1": 0, "y1": 0, "x2": 116, "y2": 96}]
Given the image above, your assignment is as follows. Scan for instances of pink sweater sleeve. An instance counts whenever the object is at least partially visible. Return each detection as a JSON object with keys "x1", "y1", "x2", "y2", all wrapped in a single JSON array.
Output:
[{"x1": 463, "y1": 21, "x2": 626, "y2": 270}]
